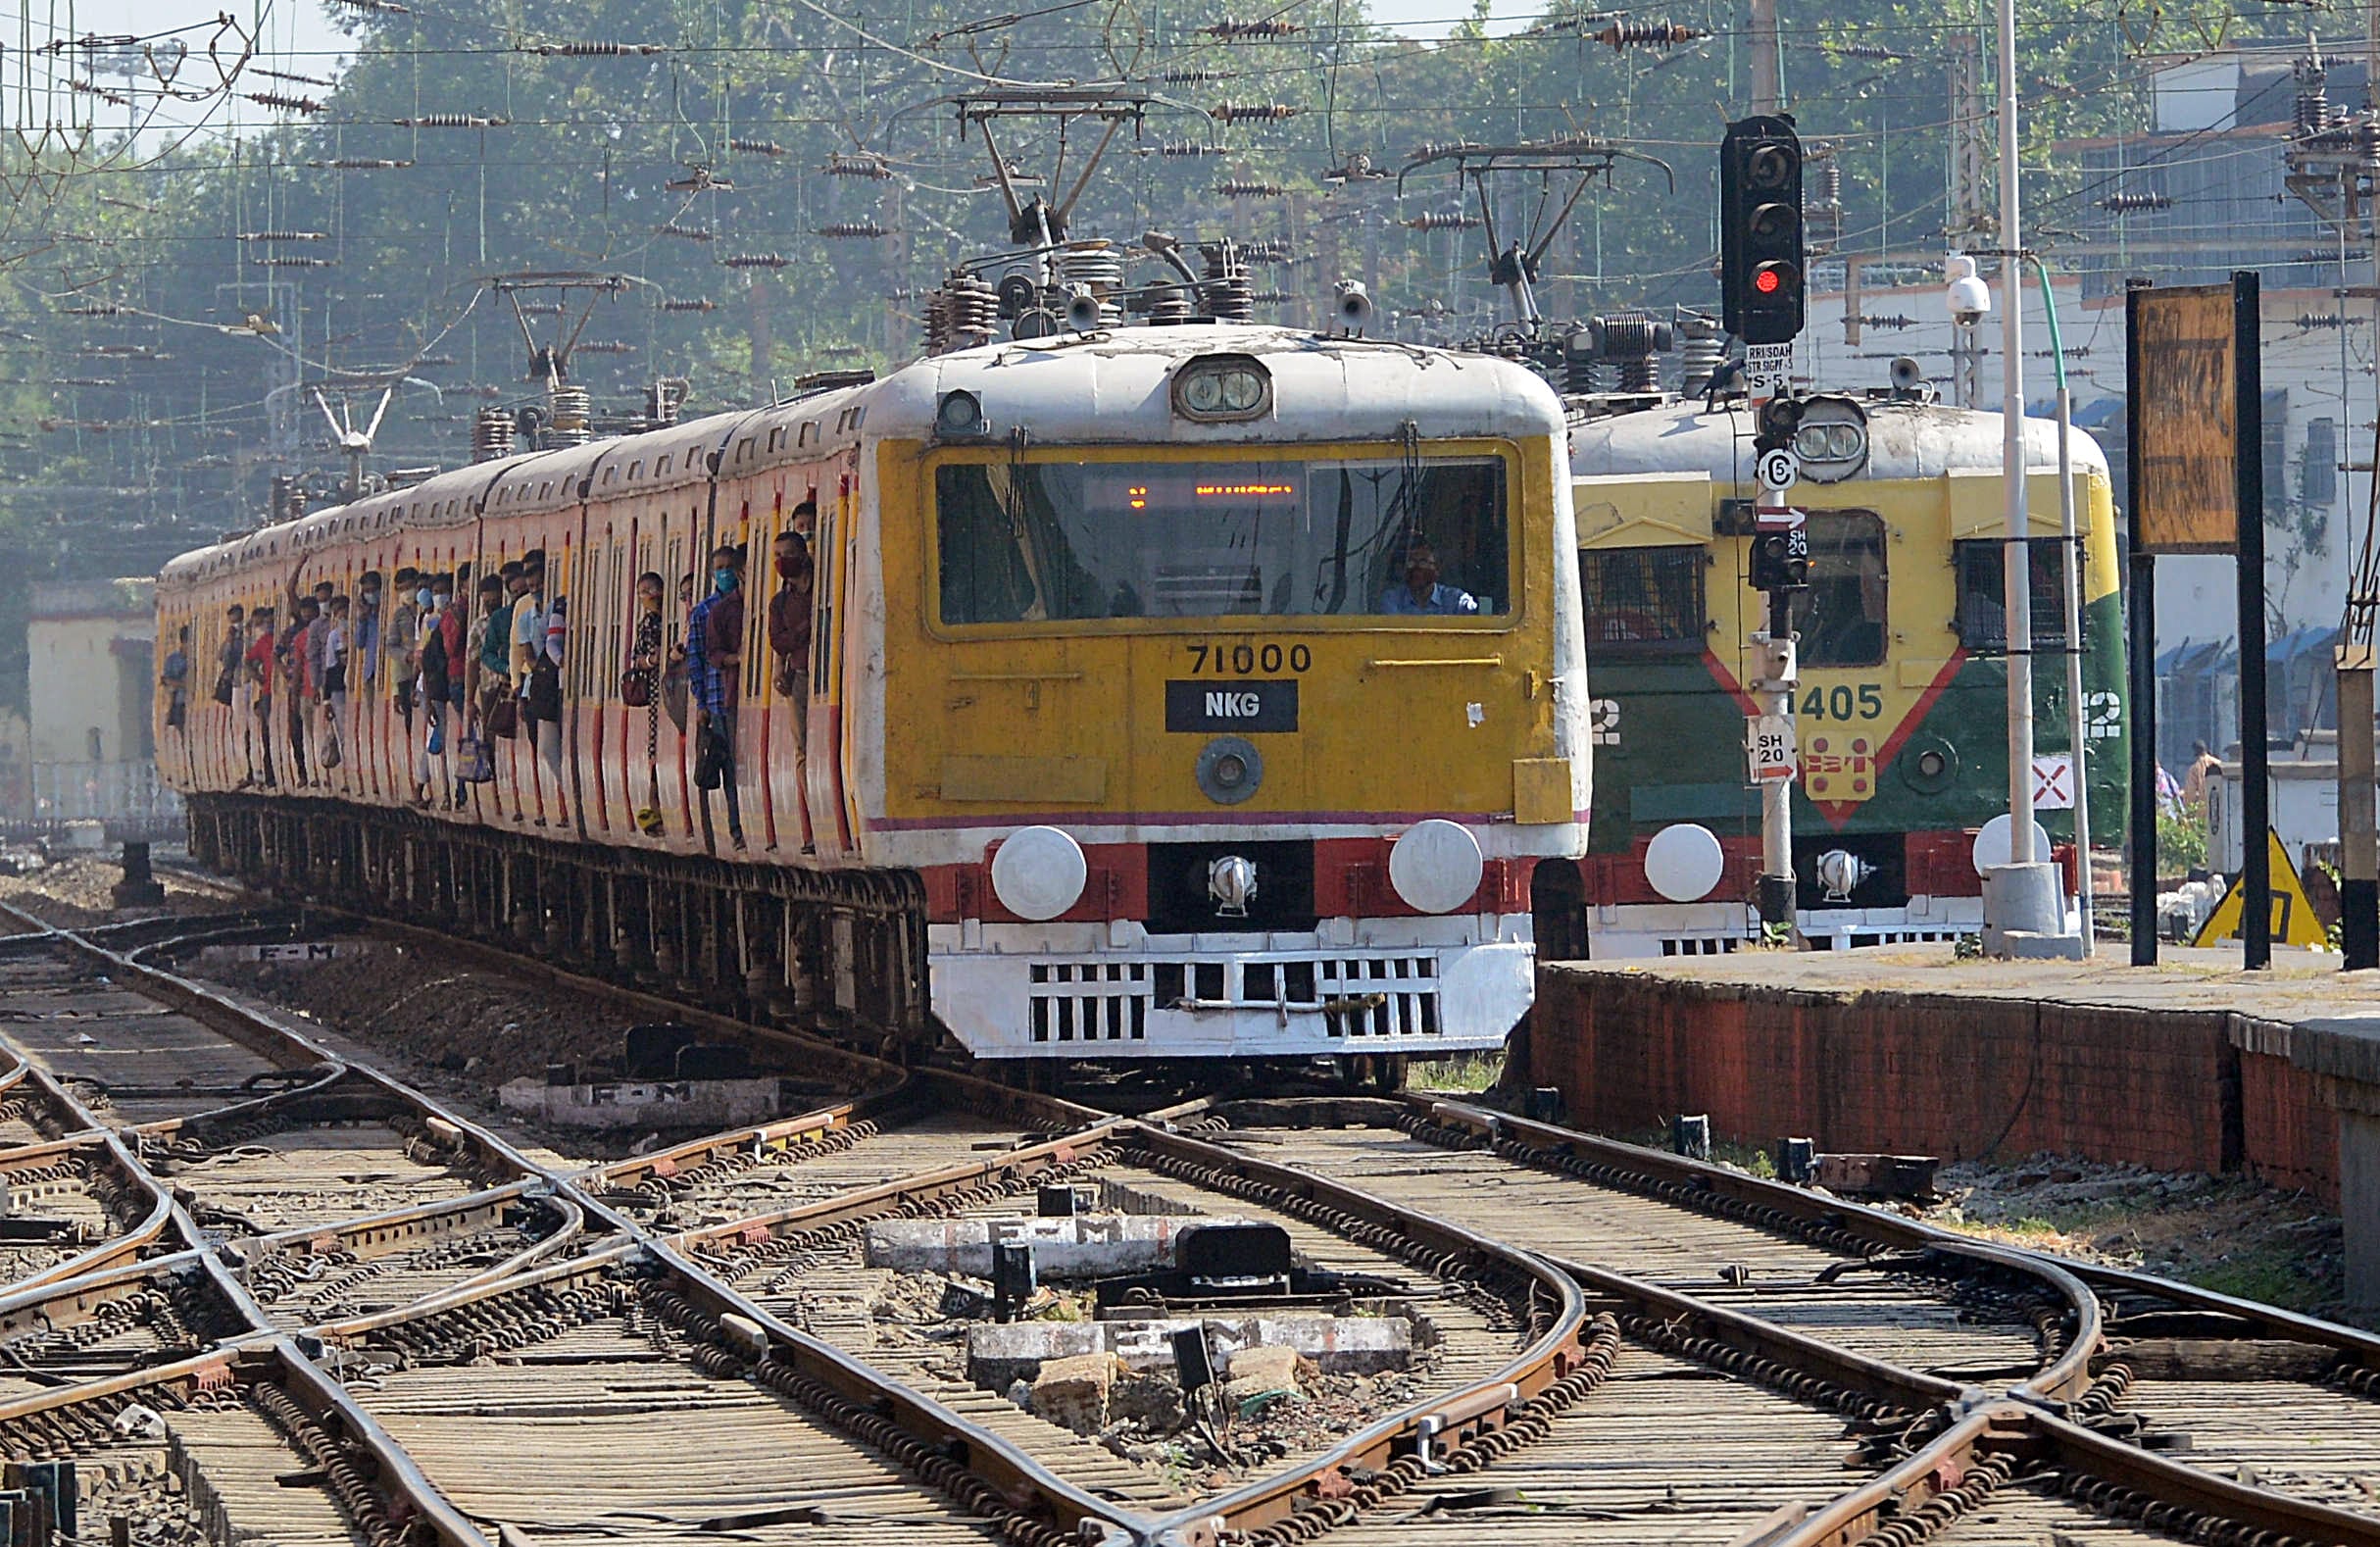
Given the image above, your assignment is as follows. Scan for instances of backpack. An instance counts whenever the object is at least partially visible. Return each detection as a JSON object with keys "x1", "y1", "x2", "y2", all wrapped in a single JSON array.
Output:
[{"x1": 420, "y1": 622, "x2": 450, "y2": 701}]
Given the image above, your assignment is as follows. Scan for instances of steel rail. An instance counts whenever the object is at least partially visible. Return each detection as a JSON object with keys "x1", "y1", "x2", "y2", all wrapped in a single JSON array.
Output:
[
  {"x1": 26, "y1": 909, "x2": 1152, "y2": 1545},
  {"x1": 1403, "y1": 1093, "x2": 2380, "y2": 1383},
  {"x1": 0, "y1": 1340, "x2": 491, "y2": 1547},
  {"x1": 1746, "y1": 1397, "x2": 2380, "y2": 1547},
  {"x1": 1121, "y1": 1120, "x2": 1591, "y2": 1542}
]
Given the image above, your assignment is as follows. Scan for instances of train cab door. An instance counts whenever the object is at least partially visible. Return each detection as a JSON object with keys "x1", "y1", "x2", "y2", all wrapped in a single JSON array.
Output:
[{"x1": 803, "y1": 455, "x2": 861, "y2": 859}]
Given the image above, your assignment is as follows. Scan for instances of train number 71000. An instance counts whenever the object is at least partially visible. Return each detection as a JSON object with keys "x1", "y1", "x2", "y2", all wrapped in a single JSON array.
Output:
[{"x1": 1187, "y1": 642, "x2": 1312, "y2": 674}]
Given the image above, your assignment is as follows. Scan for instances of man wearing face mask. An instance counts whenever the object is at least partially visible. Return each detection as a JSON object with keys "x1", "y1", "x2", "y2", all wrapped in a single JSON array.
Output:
[
  {"x1": 769, "y1": 512, "x2": 815, "y2": 756},
  {"x1": 384, "y1": 569, "x2": 421, "y2": 722},
  {"x1": 684, "y1": 542, "x2": 747, "y2": 850}
]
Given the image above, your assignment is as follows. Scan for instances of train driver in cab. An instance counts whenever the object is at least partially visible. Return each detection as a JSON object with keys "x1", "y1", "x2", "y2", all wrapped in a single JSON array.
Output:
[{"x1": 1378, "y1": 538, "x2": 1478, "y2": 616}]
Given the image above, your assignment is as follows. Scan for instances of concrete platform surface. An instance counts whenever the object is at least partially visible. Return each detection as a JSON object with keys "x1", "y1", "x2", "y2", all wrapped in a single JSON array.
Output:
[{"x1": 1547, "y1": 942, "x2": 2370, "y2": 1024}]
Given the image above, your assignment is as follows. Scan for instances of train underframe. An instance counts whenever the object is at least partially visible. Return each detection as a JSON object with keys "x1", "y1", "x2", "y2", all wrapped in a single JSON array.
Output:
[
  {"x1": 181, "y1": 795, "x2": 1530, "y2": 1080},
  {"x1": 185, "y1": 793, "x2": 935, "y2": 1057}
]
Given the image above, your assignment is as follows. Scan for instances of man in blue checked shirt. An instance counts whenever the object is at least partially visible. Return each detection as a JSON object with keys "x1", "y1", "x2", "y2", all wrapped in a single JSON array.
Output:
[{"x1": 684, "y1": 541, "x2": 748, "y2": 849}]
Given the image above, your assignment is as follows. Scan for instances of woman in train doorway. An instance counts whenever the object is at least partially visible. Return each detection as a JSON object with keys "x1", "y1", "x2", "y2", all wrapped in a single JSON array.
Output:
[{"x1": 625, "y1": 572, "x2": 666, "y2": 834}]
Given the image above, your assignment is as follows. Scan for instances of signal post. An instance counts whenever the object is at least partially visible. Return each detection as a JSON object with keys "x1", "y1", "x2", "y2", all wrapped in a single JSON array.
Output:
[{"x1": 1722, "y1": 114, "x2": 1809, "y2": 928}]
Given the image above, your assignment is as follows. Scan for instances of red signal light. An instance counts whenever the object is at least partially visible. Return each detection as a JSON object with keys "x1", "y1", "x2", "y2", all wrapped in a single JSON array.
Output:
[{"x1": 1753, "y1": 267, "x2": 1783, "y2": 295}]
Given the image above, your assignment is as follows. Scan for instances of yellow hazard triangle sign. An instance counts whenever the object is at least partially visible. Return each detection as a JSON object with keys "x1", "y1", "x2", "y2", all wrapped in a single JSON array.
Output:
[{"x1": 2193, "y1": 828, "x2": 2331, "y2": 950}]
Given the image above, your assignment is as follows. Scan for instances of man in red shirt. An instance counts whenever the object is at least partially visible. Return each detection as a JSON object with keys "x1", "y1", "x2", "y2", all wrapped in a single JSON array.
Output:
[{"x1": 243, "y1": 611, "x2": 277, "y2": 787}]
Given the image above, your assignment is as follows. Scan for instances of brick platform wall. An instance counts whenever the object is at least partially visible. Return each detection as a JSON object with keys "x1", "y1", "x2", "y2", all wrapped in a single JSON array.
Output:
[{"x1": 1529, "y1": 968, "x2": 2339, "y2": 1206}]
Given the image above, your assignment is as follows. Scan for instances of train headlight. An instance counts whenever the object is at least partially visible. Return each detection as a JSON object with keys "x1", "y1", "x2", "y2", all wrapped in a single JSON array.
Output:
[
  {"x1": 1171, "y1": 355, "x2": 1272, "y2": 423},
  {"x1": 1388, "y1": 820, "x2": 1485, "y2": 914},
  {"x1": 1788, "y1": 395, "x2": 1868, "y2": 483},
  {"x1": 1644, "y1": 823, "x2": 1725, "y2": 903},
  {"x1": 935, "y1": 389, "x2": 990, "y2": 441},
  {"x1": 989, "y1": 826, "x2": 1087, "y2": 920}
]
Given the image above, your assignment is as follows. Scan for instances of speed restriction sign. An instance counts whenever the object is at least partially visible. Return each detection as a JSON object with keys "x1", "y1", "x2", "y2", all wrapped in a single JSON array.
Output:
[{"x1": 1757, "y1": 446, "x2": 1800, "y2": 490}]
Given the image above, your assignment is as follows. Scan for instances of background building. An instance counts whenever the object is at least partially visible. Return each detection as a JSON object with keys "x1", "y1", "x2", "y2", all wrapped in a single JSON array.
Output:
[{"x1": 25, "y1": 576, "x2": 176, "y2": 823}]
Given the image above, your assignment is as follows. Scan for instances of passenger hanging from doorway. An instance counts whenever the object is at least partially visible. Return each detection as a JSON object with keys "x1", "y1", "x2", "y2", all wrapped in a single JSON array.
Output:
[
  {"x1": 414, "y1": 576, "x2": 449, "y2": 806},
  {"x1": 244, "y1": 609, "x2": 277, "y2": 788},
  {"x1": 687, "y1": 542, "x2": 747, "y2": 851},
  {"x1": 354, "y1": 573, "x2": 382, "y2": 745},
  {"x1": 161, "y1": 626, "x2": 189, "y2": 783},
  {"x1": 384, "y1": 568, "x2": 420, "y2": 724},
  {"x1": 468, "y1": 571, "x2": 515, "y2": 815},
  {"x1": 279, "y1": 598, "x2": 317, "y2": 786},
  {"x1": 511, "y1": 548, "x2": 566, "y2": 825},
  {"x1": 216, "y1": 604, "x2": 246, "y2": 784},
  {"x1": 769, "y1": 505, "x2": 817, "y2": 852},
  {"x1": 318, "y1": 594, "x2": 349, "y2": 780},
  {"x1": 625, "y1": 571, "x2": 667, "y2": 835}
]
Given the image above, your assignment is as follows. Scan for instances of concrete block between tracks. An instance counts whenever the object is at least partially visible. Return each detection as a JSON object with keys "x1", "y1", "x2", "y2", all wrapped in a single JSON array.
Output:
[
  {"x1": 865, "y1": 1214, "x2": 1256, "y2": 1277},
  {"x1": 970, "y1": 1314, "x2": 1411, "y2": 1390}
]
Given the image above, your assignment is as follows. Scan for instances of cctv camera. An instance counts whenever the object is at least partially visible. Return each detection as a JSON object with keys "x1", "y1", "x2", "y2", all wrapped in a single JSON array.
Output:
[{"x1": 1944, "y1": 254, "x2": 1992, "y2": 326}]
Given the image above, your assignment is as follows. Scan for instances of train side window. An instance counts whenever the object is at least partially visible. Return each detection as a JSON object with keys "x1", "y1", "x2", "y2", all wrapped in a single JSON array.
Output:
[
  {"x1": 1953, "y1": 537, "x2": 2080, "y2": 654},
  {"x1": 1790, "y1": 511, "x2": 1889, "y2": 669},
  {"x1": 1578, "y1": 546, "x2": 1705, "y2": 656}
]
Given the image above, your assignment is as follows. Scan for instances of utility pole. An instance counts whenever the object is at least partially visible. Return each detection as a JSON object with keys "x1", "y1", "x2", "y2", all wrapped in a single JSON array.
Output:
[
  {"x1": 1949, "y1": 32, "x2": 1991, "y2": 408},
  {"x1": 1980, "y1": 0, "x2": 2066, "y2": 951},
  {"x1": 749, "y1": 274, "x2": 773, "y2": 408},
  {"x1": 1750, "y1": 0, "x2": 1781, "y2": 115}
]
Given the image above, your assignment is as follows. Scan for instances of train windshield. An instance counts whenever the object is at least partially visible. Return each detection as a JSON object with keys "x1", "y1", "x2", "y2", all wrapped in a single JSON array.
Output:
[{"x1": 935, "y1": 454, "x2": 1509, "y2": 624}]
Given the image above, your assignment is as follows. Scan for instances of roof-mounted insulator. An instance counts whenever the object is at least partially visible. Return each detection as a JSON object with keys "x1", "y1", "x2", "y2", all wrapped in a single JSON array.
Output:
[
  {"x1": 1216, "y1": 179, "x2": 1286, "y2": 197},
  {"x1": 311, "y1": 158, "x2": 414, "y2": 169},
  {"x1": 1203, "y1": 20, "x2": 1302, "y2": 37},
  {"x1": 1214, "y1": 103, "x2": 1299, "y2": 123},
  {"x1": 1404, "y1": 212, "x2": 1480, "y2": 230},
  {"x1": 244, "y1": 91, "x2": 324, "y2": 114},
  {"x1": 1249, "y1": 290, "x2": 1294, "y2": 304},
  {"x1": 658, "y1": 223, "x2": 715, "y2": 241},
  {"x1": 2100, "y1": 191, "x2": 2171, "y2": 213},
  {"x1": 660, "y1": 297, "x2": 718, "y2": 313},
  {"x1": 1160, "y1": 69, "x2": 1230, "y2": 84},
  {"x1": 526, "y1": 40, "x2": 666, "y2": 55},
  {"x1": 825, "y1": 153, "x2": 894, "y2": 179},
  {"x1": 1589, "y1": 21, "x2": 1707, "y2": 47},
  {"x1": 723, "y1": 254, "x2": 791, "y2": 270},
  {"x1": 258, "y1": 256, "x2": 334, "y2": 268},
  {"x1": 817, "y1": 222, "x2": 889, "y2": 238},
  {"x1": 393, "y1": 114, "x2": 507, "y2": 127},
  {"x1": 1159, "y1": 139, "x2": 1224, "y2": 157},
  {"x1": 730, "y1": 138, "x2": 786, "y2": 157},
  {"x1": 238, "y1": 230, "x2": 326, "y2": 242}
]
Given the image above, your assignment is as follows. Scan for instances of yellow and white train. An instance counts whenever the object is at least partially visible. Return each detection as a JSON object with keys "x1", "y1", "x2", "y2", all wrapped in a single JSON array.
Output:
[{"x1": 156, "y1": 323, "x2": 1594, "y2": 1070}]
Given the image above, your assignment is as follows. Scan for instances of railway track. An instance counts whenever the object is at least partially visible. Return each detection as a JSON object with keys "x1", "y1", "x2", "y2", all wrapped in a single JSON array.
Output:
[{"x1": 0, "y1": 886, "x2": 2366, "y2": 1545}]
